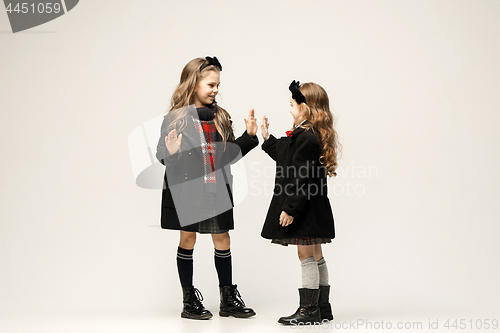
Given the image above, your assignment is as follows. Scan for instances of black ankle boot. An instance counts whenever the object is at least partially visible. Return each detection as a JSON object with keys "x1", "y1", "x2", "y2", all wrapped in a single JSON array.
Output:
[
  {"x1": 181, "y1": 286, "x2": 212, "y2": 320},
  {"x1": 278, "y1": 288, "x2": 321, "y2": 325},
  {"x1": 219, "y1": 284, "x2": 256, "y2": 318},
  {"x1": 319, "y1": 285, "x2": 334, "y2": 321}
]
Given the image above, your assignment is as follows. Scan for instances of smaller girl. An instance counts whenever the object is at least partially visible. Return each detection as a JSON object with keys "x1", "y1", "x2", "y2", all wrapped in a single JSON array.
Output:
[{"x1": 260, "y1": 81, "x2": 340, "y2": 325}]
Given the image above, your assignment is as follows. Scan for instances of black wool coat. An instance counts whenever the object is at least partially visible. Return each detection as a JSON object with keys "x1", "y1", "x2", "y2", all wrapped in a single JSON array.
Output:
[
  {"x1": 156, "y1": 106, "x2": 258, "y2": 231},
  {"x1": 261, "y1": 125, "x2": 335, "y2": 240}
]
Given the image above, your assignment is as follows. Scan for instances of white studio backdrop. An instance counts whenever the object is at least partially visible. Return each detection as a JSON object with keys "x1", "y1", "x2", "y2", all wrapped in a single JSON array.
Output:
[{"x1": 1, "y1": 0, "x2": 499, "y2": 332}]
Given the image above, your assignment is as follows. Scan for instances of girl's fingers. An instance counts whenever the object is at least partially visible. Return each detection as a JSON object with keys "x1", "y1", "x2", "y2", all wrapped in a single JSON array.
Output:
[
  {"x1": 168, "y1": 129, "x2": 177, "y2": 141},
  {"x1": 262, "y1": 116, "x2": 269, "y2": 128}
]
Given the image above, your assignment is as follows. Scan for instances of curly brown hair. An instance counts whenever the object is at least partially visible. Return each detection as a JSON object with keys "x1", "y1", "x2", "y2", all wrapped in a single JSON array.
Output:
[{"x1": 297, "y1": 82, "x2": 341, "y2": 178}]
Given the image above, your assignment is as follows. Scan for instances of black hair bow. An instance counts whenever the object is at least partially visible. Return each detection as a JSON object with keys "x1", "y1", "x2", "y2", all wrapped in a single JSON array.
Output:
[
  {"x1": 289, "y1": 80, "x2": 306, "y2": 105},
  {"x1": 200, "y1": 56, "x2": 222, "y2": 72}
]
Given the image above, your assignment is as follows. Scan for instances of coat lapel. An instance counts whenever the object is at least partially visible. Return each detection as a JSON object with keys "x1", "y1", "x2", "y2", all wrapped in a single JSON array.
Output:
[{"x1": 181, "y1": 106, "x2": 202, "y2": 156}]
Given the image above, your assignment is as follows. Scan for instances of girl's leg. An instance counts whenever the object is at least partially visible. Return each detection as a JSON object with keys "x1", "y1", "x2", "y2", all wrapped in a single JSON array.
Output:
[
  {"x1": 177, "y1": 231, "x2": 212, "y2": 319},
  {"x1": 179, "y1": 230, "x2": 197, "y2": 249},
  {"x1": 177, "y1": 231, "x2": 196, "y2": 287},
  {"x1": 297, "y1": 244, "x2": 315, "y2": 261},
  {"x1": 314, "y1": 244, "x2": 323, "y2": 261},
  {"x1": 211, "y1": 232, "x2": 231, "y2": 286},
  {"x1": 211, "y1": 232, "x2": 230, "y2": 250},
  {"x1": 279, "y1": 244, "x2": 321, "y2": 324},
  {"x1": 314, "y1": 244, "x2": 329, "y2": 286},
  {"x1": 212, "y1": 232, "x2": 255, "y2": 318},
  {"x1": 297, "y1": 245, "x2": 319, "y2": 289},
  {"x1": 314, "y1": 244, "x2": 334, "y2": 321}
]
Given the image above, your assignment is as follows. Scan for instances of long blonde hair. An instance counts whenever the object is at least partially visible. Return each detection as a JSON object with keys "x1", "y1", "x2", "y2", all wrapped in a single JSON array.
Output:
[
  {"x1": 164, "y1": 57, "x2": 235, "y2": 146},
  {"x1": 297, "y1": 82, "x2": 341, "y2": 178}
]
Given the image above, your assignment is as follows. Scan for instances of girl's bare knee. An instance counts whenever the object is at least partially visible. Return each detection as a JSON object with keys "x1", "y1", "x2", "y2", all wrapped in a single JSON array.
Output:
[
  {"x1": 297, "y1": 245, "x2": 315, "y2": 261},
  {"x1": 314, "y1": 244, "x2": 323, "y2": 261},
  {"x1": 212, "y1": 232, "x2": 230, "y2": 250},
  {"x1": 179, "y1": 231, "x2": 196, "y2": 249}
]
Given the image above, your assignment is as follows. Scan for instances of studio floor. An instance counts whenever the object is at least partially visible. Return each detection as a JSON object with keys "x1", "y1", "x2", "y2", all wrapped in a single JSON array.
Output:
[{"x1": 1, "y1": 304, "x2": 494, "y2": 333}]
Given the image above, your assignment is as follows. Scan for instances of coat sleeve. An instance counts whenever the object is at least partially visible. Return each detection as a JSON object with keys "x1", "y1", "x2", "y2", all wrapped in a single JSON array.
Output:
[
  {"x1": 235, "y1": 130, "x2": 259, "y2": 157},
  {"x1": 226, "y1": 130, "x2": 259, "y2": 165},
  {"x1": 281, "y1": 133, "x2": 320, "y2": 219},
  {"x1": 261, "y1": 134, "x2": 278, "y2": 161},
  {"x1": 155, "y1": 116, "x2": 180, "y2": 166}
]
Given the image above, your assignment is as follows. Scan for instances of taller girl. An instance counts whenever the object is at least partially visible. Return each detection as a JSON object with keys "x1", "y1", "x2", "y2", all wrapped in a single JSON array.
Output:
[
  {"x1": 261, "y1": 81, "x2": 340, "y2": 325},
  {"x1": 156, "y1": 56, "x2": 257, "y2": 319}
]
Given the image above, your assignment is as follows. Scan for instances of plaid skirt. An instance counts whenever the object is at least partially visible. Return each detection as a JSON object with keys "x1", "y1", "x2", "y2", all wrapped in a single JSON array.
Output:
[
  {"x1": 271, "y1": 237, "x2": 332, "y2": 246},
  {"x1": 196, "y1": 191, "x2": 229, "y2": 234}
]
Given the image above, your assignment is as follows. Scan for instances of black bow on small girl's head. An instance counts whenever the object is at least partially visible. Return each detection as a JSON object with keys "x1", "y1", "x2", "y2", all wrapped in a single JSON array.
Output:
[
  {"x1": 289, "y1": 80, "x2": 306, "y2": 105},
  {"x1": 200, "y1": 56, "x2": 222, "y2": 72}
]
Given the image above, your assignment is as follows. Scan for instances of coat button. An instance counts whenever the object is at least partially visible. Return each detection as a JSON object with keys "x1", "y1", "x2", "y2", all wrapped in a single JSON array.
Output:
[
  {"x1": 188, "y1": 151, "x2": 192, "y2": 155},
  {"x1": 184, "y1": 173, "x2": 188, "y2": 180}
]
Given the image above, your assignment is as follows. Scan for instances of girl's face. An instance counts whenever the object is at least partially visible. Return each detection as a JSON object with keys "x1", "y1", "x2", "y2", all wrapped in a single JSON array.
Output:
[
  {"x1": 290, "y1": 95, "x2": 304, "y2": 126},
  {"x1": 193, "y1": 70, "x2": 220, "y2": 107}
]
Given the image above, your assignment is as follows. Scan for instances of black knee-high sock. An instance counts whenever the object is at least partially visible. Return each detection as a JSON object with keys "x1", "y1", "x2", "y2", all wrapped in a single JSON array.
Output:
[
  {"x1": 214, "y1": 248, "x2": 232, "y2": 287},
  {"x1": 177, "y1": 246, "x2": 193, "y2": 287}
]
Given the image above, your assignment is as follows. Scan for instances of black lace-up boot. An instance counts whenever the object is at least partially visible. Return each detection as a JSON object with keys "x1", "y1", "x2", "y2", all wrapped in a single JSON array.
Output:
[
  {"x1": 181, "y1": 286, "x2": 213, "y2": 320},
  {"x1": 219, "y1": 284, "x2": 256, "y2": 318},
  {"x1": 278, "y1": 288, "x2": 321, "y2": 325}
]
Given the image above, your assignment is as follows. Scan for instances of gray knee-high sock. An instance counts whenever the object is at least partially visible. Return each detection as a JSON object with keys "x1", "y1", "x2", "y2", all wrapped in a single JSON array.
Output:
[
  {"x1": 301, "y1": 256, "x2": 319, "y2": 289},
  {"x1": 317, "y1": 257, "x2": 329, "y2": 286}
]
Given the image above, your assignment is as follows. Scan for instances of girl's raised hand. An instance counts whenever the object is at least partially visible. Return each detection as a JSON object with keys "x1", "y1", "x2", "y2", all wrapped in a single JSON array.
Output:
[
  {"x1": 165, "y1": 129, "x2": 182, "y2": 155},
  {"x1": 279, "y1": 211, "x2": 294, "y2": 227},
  {"x1": 261, "y1": 116, "x2": 270, "y2": 141},
  {"x1": 244, "y1": 109, "x2": 258, "y2": 137}
]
